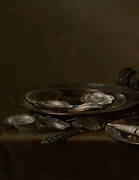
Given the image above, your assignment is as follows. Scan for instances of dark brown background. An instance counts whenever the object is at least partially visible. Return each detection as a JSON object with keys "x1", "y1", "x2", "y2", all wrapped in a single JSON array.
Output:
[
  {"x1": 0, "y1": 1, "x2": 139, "y2": 180},
  {"x1": 1, "y1": 0, "x2": 139, "y2": 112},
  {"x1": 1, "y1": 0, "x2": 139, "y2": 115}
]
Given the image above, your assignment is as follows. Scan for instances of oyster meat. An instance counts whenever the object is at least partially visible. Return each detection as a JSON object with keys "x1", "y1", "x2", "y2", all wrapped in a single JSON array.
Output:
[
  {"x1": 25, "y1": 89, "x2": 62, "y2": 108},
  {"x1": 70, "y1": 102, "x2": 103, "y2": 112},
  {"x1": 82, "y1": 91, "x2": 115, "y2": 105},
  {"x1": 70, "y1": 91, "x2": 115, "y2": 112},
  {"x1": 38, "y1": 100, "x2": 73, "y2": 109}
]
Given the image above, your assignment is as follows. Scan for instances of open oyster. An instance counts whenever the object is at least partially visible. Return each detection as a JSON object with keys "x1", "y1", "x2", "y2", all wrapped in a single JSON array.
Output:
[
  {"x1": 25, "y1": 89, "x2": 73, "y2": 110},
  {"x1": 70, "y1": 91, "x2": 115, "y2": 112},
  {"x1": 70, "y1": 102, "x2": 104, "y2": 112},
  {"x1": 37, "y1": 100, "x2": 73, "y2": 109},
  {"x1": 82, "y1": 91, "x2": 115, "y2": 105},
  {"x1": 5, "y1": 114, "x2": 36, "y2": 126},
  {"x1": 25, "y1": 89, "x2": 62, "y2": 108}
]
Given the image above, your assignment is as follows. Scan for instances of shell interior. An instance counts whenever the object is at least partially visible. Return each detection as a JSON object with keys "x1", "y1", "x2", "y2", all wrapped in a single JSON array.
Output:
[
  {"x1": 82, "y1": 91, "x2": 115, "y2": 104},
  {"x1": 25, "y1": 89, "x2": 62, "y2": 108},
  {"x1": 71, "y1": 91, "x2": 115, "y2": 112},
  {"x1": 5, "y1": 114, "x2": 36, "y2": 126},
  {"x1": 38, "y1": 100, "x2": 73, "y2": 109}
]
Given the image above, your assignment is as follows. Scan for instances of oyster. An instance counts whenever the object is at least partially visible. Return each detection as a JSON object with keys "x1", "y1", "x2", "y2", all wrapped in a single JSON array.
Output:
[
  {"x1": 35, "y1": 114, "x2": 70, "y2": 131},
  {"x1": 82, "y1": 91, "x2": 115, "y2": 105},
  {"x1": 25, "y1": 89, "x2": 62, "y2": 108},
  {"x1": 38, "y1": 100, "x2": 73, "y2": 109},
  {"x1": 5, "y1": 114, "x2": 36, "y2": 126},
  {"x1": 70, "y1": 102, "x2": 103, "y2": 112},
  {"x1": 71, "y1": 91, "x2": 115, "y2": 112}
]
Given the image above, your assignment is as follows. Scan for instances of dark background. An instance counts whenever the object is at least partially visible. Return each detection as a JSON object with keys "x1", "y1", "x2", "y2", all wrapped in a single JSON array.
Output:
[
  {"x1": 0, "y1": 1, "x2": 139, "y2": 180},
  {"x1": 1, "y1": 0, "x2": 139, "y2": 115}
]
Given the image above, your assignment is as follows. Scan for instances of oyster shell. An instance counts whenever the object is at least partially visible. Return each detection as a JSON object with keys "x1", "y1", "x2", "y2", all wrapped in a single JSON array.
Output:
[
  {"x1": 70, "y1": 91, "x2": 115, "y2": 112},
  {"x1": 38, "y1": 100, "x2": 73, "y2": 109},
  {"x1": 70, "y1": 102, "x2": 103, "y2": 112},
  {"x1": 5, "y1": 114, "x2": 36, "y2": 126},
  {"x1": 82, "y1": 91, "x2": 115, "y2": 105},
  {"x1": 25, "y1": 89, "x2": 62, "y2": 108},
  {"x1": 35, "y1": 114, "x2": 70, "y2": 131}
]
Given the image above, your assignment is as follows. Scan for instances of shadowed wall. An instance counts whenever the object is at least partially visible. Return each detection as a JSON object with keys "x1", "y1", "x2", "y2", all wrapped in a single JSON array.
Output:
[{"x1": 1, "y1": 0, "x2": 139, "y2": 115}]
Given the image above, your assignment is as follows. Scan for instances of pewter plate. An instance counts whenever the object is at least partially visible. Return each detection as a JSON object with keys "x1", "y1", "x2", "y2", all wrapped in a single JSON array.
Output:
[{"x1": 12, "y1": 83, "x2": 139, "y2": 116}]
